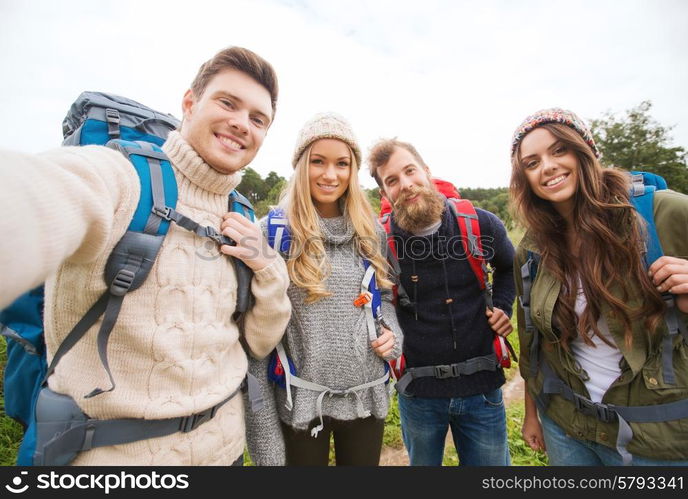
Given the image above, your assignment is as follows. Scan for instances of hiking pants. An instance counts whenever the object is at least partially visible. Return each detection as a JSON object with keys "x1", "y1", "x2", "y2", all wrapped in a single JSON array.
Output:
[{"x1": 281, "y1": 415, "x2": 384, "y2": 466}]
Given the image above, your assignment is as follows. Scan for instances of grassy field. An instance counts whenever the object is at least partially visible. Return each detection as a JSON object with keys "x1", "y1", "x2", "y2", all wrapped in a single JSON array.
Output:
[{"x1": 0, "y1": 339, "x2": 24, "y2": 466}]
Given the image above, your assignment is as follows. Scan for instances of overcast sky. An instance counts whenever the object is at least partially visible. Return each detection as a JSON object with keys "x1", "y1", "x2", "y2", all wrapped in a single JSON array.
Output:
[{"x1": 1, "y1": 0, "x2": 686, "y2": 190}]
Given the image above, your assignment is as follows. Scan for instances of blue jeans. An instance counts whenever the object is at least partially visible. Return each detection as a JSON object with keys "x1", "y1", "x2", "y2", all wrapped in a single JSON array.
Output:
[
  {"x1": 540, "y1": 413, "x2": 688, "y2": 466},
  {"x1": 398, "y1": 388, "x2": 510, "y2": 466}
]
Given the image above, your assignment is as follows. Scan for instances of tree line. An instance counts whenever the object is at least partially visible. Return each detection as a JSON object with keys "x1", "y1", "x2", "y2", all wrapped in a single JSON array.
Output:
[{"x1": 239, "y1": 101, "x2": 688, "y2": 226}]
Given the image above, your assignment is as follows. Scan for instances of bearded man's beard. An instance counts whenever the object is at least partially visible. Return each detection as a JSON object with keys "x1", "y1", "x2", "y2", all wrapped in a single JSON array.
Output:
[{"x1": 393, "y1": 184, "x2": 445, "y2": 233}]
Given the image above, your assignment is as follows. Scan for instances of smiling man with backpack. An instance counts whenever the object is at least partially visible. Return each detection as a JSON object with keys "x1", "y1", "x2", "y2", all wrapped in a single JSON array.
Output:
[
  {"x1": 368, "y1": 138, "x2": 515, "y2": 466},
  {"x1": 0, "y1": 46, "x2": 291, "y2": 466}
]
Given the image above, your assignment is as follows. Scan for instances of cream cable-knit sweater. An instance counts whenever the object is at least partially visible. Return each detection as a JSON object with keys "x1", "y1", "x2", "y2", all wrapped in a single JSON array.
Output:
[{"x1": 0, "y1": 132, "x2": 291, "y2": 465}]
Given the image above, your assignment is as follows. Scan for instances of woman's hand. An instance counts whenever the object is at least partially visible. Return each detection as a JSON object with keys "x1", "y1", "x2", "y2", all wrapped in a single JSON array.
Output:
[
  {"x1": 523, "y1": 389, "x2": 546, "y2": 451},
  {"x1": 372, "y1": 327, "x2": 395, "y2": 360},
  {"x1": 522, "y1": 412, "x2": 546, "y2": 452},
  {"x1": 649, "y1": 256, "x2": 688, "y2": 313}
]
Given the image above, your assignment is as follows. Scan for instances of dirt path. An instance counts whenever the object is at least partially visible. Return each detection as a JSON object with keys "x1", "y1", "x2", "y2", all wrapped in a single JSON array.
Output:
[{"x1": 379, "y1": 371, "x2": 524, "y2": 466}]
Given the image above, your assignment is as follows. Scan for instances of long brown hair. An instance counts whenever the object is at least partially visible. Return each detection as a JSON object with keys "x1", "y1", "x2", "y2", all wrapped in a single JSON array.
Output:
[{"x1": 510, "y1": 123, "x2": 665, "y2": 348}]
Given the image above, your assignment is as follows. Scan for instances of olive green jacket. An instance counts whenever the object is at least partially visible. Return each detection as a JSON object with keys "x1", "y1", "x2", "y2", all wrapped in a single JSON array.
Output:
[{"x1": 514, "y1": 189, "x2": 688, "y2": 460}]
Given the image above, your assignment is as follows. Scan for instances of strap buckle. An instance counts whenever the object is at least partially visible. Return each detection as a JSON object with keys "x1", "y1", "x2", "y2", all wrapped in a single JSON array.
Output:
[
  {"x1": 105, "y1": 108, "x2": 121, "y2": 139},
  {"x1": 151, "y1": 205, "x2": 173, "y2": 221},
  {"x1": 354, "y1": 291, "x2": 372, "y2": 307},
  {"x1": 434, "y1": 364, "x2": 454, "y2": 379},
  {"x1": 376, "y1": 315, "x2": 390, "y2": 330},
  {"x1": 110, "y1": 269, "x2": 135, "y2": 296},
  {"x1": 105, "y1": 108, "x2": 120, "y2": 124},
  {"x1": 179, "y1": 405, "x2": 219, "y2": 433},
  {"x1": 205, "y1": 226, "x2": 233, "y2": 246},
  {"x1": 574, "y1": 396, "x2": 616, "y2": 423},
  {"x1": 205, "y1": 226, "x2": 222, "y2": 244}
]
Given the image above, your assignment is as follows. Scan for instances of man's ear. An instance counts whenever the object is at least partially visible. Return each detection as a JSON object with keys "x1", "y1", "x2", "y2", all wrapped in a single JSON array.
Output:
[{"x1": 181, "y1": 89, "x2": 195, "y2": 119}]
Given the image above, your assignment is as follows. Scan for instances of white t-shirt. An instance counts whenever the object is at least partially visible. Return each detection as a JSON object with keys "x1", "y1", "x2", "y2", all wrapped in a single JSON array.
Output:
[{"x1": 569, "y1": 283, "x2": 623, "y2": 403}]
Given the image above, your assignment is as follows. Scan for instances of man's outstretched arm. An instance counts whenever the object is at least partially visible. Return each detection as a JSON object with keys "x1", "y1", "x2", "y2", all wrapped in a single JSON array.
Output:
[{"x1": 0, "y1": 146, "x2": 138, "y2": 307}]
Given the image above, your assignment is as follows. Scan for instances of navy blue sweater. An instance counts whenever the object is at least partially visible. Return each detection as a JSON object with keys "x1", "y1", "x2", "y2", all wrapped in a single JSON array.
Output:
[{"x1": 392, "y1": 201, "x2": 515, "y2": 398}]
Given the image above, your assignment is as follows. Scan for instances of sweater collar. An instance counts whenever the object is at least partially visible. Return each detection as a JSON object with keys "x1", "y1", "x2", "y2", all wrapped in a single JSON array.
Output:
[
  {"x1": 318, "y1": 211, "x2": 355, "y2": 245},
  {"x1": 162, "y1": 131, "x2": 241, "y2": 196}
]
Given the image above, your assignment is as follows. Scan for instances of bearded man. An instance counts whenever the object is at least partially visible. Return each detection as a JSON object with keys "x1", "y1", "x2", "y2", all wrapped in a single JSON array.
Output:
[{"x1": 368, "y1": 138, "x2": 515, "y2": 466}]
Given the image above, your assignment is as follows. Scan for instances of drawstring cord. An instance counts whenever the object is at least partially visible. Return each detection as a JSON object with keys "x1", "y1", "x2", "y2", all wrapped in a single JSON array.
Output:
[
  {"x1": 411, "y1": 259, "x2": 419, "y2": 320},
  {"x1": 441, "y1": 257, "x2": 458, "y2": 350}
]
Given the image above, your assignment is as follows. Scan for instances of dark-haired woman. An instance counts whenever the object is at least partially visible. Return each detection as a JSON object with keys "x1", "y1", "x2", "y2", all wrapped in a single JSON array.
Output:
[{"x1": 510, "y1": 108, "x2": 688, "y2": 466}]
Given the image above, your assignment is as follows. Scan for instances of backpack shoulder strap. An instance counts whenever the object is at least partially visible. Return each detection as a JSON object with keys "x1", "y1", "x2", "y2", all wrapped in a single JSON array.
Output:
[
  {"x1": 358, "y1": 260, "x2": 381, "y2": 342},
  {"x1": 228, "y1": 189, "x2": 255, "y2": 320},
  {"x1": 628, "y1": 171, "x2": 664, "y2": 267},
  {"x1": 229, "y1": 189, "x2": 256, "y2": 222},
  {"x1": 45, "y1": 140, "x2": 178, "y2": 398},
  {"x1": 106, "y1": 139, "x2": 178, "y2": 234},
  {"x1": 447, "y1": 198, "x2": 485, "y2": 285},
  {"x1": 447, "y1": 198, "x2": 493, "y2": 309},
  {"x1": 267, "y1": 208, "x2": 290, "y2": 255},
  {"x1": 378, "y1": 213, "x2": 412, "y2": 309},
  {"x1": 628, "y1": 172, "x2": 688, "y2": 383},
  {"x1": 519, "y1": 250, "x2": 541, "y2": 378},
  {"x1": 379, "y1": 212, "x2": 395, "y2": 256}
]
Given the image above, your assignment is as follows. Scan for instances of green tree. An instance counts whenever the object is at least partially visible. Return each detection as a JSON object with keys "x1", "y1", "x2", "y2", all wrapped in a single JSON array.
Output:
[
  {"x1": 457, "y1": 187, "x2": 512, "y2": 229},
  {"x1": 365, "y1": 187, "x2": 382, "y2": 214},
  {"x1": 590, "y1": 101, "x2": 688, "y2": 194},
  {"x1": 238, "y1": 167, "x2": 268, "y2": 203},
  {"x1": 264, "y1": 171, "x2": 283, "y2": 193},
  {"x1": 254, "y1": 178, "x2": 287, "y2": 218}
]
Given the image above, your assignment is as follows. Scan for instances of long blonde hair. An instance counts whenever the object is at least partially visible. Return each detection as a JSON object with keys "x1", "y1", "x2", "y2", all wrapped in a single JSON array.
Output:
[{"x1": 279, "y1": 143, "x2": 392, "y2": 303}]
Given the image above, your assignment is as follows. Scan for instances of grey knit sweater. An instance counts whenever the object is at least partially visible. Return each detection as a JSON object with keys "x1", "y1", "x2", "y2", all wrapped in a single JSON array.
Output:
[{"x1": 245, "y1": 213, "x2": 403, "y2": 466}]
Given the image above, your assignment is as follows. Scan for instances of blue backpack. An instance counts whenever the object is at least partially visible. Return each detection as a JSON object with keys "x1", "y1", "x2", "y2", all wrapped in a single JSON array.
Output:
[
  {"x1": 0, "y1": 92, "x2": 256, "y2": 465},
  {"x1": 628, "y1": 171, "x2": 668, "y2": 267},
  {"x1": 519, "y1": 170, "x2": 688, "y2": 464}
]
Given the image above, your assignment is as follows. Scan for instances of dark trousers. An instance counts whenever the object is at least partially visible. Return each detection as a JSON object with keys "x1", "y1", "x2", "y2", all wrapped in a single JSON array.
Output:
[{"x1": 281, "y1": 416, "x2": 385, "y2": 466}]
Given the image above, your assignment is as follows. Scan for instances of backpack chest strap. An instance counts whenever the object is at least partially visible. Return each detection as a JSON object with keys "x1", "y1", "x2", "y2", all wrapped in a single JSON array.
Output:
[
  {"x1": 536, "y1": 357, "x2": 688, "y2": 465},
  {"x1": 152, "y1": 206, "x2": 236, "y2": 247},
  {"x1": 274, "y1": 342, "x2": 389, "y2": 438}
]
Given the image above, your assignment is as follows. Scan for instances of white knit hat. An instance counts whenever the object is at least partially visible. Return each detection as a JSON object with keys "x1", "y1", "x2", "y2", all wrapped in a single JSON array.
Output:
[{"x1": 292, "y1": 112, "x2": 362, "y2": 168}]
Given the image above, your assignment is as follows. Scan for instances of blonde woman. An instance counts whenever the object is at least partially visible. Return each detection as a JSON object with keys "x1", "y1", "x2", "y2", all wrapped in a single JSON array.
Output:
[{"x1": 245, "y1": 112, "x2": 403, "y2": 466}]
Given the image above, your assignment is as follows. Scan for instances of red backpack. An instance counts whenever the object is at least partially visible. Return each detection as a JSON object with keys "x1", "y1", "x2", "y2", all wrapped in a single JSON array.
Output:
[{"x1": 379, "y1": 178, "x2": 513, "y2": 376}]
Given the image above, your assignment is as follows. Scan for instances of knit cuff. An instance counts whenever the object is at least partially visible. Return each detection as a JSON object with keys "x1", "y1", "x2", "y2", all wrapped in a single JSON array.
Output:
[
  {"x1": 493, "y1": 300, "x2": 514, "y2": 318},
  {"x1": 253, "y1": 254, "x2": 288, "y2": 284}
]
